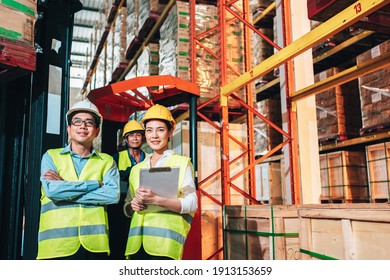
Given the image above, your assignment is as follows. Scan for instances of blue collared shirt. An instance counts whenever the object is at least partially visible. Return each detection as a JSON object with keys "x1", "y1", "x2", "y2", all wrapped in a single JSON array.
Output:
[{"x1": 40, "y1": 144, "x2": 120, "y2": 205}]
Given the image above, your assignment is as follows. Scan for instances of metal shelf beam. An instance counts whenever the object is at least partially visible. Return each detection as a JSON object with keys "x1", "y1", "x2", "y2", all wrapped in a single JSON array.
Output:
[
  {"x1": 221, "y1": 0, "x2": 388, "y2": 96},
  {"x1": 292, "y1": 50, "x2": 390, "y2": 102}
]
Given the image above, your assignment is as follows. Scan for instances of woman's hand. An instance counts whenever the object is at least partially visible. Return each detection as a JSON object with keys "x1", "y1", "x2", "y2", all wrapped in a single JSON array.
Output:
[
  {"x1": 130, "y1": 197, "x2": 148, "y2": 212},
  {"x1": 135, "y1": 188, "x2": 158, "y2": 205},
  {"x1": 135, "y1": 188, "x2": 182, "y2": 213}
]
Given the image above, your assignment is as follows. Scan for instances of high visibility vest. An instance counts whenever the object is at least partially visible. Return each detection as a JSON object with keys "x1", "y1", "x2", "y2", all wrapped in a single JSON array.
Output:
[
  {"x1": 37, "y1": 148, "x2": 114, "y2": 259},
  {"x1": 125, "y1": 154, "x2": 194, "y2": 260},
  {"x1": 117, "y1": 150, "x2": 133, "y2": 172},
  {"x1": 117, "y1": 149, "x2": 148, "y2": 171},
  {"x1": 117, "y1": 149, "x2": 147, "y2": 193}
]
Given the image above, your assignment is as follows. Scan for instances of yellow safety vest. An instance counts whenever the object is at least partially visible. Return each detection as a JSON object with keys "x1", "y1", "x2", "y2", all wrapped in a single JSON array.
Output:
[
  {"x1": 125, "y1": 154, "x2": 194, "y2": 260},
  {"x1": 117, "y1": 150, "x2": 133, "y2": 171},
  {"x1": 37, "y1": 148, "x2": 114, "y2": 259}
]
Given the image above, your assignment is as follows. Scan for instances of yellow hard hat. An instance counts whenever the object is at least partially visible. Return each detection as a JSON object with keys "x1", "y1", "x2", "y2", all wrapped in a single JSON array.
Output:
[
  {"x1": 141, "y1": 104, "x2": 176, "y2": 130},
  {"x1": 122, "y1": 120, "x2": 144, "y2": 137}
]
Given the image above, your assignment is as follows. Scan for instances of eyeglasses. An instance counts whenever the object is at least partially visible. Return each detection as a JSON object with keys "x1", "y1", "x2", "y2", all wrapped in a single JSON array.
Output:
[{"x1": 71, "y1": 118, "x2": 96, "y2": 127}]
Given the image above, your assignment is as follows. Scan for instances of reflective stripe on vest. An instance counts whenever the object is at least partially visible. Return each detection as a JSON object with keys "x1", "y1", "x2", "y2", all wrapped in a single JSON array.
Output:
[
  {"x1": 39, "y1": 224, "x2": 107, "y2": 241},
  {"x1": 37, "y1": 148, "x2": 113, "y2": 259},
  {"x1": 125, "y1": 154, "x2": 194, "y2": 260}
]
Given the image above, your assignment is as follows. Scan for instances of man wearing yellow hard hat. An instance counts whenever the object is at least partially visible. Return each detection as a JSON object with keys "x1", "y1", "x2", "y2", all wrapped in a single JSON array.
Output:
[
  {"x1": 113, "y1": 120, "x2": 148, "y2": 190},
  {"x1": 109, "y1": 119, "x2": 148, "y2": 259},
  {"x1": 38, "y1": 99, "x2": 120, "y2": 260},
  {"x1": 123, "y1": 104, "x2": 198, "y2": 260}
]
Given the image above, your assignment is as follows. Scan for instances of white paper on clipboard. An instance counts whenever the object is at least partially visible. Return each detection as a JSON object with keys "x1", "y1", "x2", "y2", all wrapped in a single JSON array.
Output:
[{"x1": 138, "y1": 167, "x2": 180, "y2": 212}]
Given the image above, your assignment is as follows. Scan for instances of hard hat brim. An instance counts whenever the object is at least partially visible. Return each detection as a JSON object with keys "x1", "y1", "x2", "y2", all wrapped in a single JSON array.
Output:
[{"x1": 66, "y1": 108, "x2": 102, "y2": 119}]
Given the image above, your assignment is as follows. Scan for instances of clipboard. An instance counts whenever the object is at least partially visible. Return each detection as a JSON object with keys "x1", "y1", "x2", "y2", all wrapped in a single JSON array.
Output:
[{"x1": 138, "y1": 167, "x2": 180, "y2": 212}]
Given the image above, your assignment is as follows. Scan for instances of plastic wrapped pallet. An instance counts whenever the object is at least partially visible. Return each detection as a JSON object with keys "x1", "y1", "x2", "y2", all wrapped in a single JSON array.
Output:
[
  {"x1": 225, "y1": 7, "x2": 246, "y2": 105},
  {"x1": 250, "y1": 0, "x2": 275, "y2": 90},
  {"x1": 314, "y1": 67, "x2": 362, "y2": 142},
  {"x1": 137, "y1": 43, "x2": 159, "y2": 77},
  {"x1": 195, "y1": 3, "x2": 219, "y2": 99},
  {"x1": 357, "y1": 39, "x2": 390, "y2": 134},
  {"x1": 195, "y1": 2, "x2": 246, "y2": 103},
  {"x1": 159, "y1": 1, "x2": 191, "y2": 81},
  {"x1": 254, "y1": 95, "x2": 282, "y2": 156},
  {"x1": 252, "y1": 27, "x2": 274, "y2": 89},
  {"x1": 138, "y1": 0, "x2": 166, "y2": 39}
]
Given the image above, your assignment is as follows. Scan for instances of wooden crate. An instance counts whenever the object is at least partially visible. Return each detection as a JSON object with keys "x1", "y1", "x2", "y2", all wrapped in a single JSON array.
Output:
[
  {"x1": 366, "y1": 142, "x2": 390, "y2": 202},
  {"x1": 319, "y1": 150, "x2": 369, "y2": 202},
  {"x1": 255, "y1": 161, "x2": 283, "y2": 204},
  {"x1": 299, "y1": 204, "x2": 390, "y2": 260},
  {"x1": 224, "y1": 205, "x2": 299, "y2": 260}
]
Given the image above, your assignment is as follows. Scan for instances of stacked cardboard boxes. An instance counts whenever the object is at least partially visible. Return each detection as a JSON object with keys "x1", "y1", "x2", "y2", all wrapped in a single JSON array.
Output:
[
  {"x1": 357, "y1": 40, "x2": 390, "y2": 134},
  {"x1": 254, "y1": 95, "x2": 282, "y2": 156},
  {"x1": 0, "y1": 0, "x2": 37, "y2": 71},
  {"x1": 314, "y1": 67, "x2": 362, "y2": 142},
  {"x1": 159, "y1": 1, "x2": 191, "y2": 81}
]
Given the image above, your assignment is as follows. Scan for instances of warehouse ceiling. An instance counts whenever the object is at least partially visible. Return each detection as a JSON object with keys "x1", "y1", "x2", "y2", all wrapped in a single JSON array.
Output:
[{"x1": 70, "y1": 0, "x2": 104, "y2": 88}]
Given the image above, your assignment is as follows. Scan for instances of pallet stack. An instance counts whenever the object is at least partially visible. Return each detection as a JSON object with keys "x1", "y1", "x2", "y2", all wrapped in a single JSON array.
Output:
[
  {"x1": 0, "y1": 0, "x2": 37, "y2": 71},
  {"x1": 314, "y1": 67, "x2": 362, "y2": 143},
  {"x1": 357, "y1": 39, "x2": 390, "y2": 135}
]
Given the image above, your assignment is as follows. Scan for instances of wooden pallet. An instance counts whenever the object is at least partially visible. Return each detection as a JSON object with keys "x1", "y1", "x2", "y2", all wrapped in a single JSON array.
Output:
[
  {"x1": 318, "y1": 133, "x2": 348, "y2": 145},
  {"x1": 360, "y1": 123, "x2": 390, "y2": 136},
  {"x1": 320, "y1": 197, "x2": 370, "y2": 204}
]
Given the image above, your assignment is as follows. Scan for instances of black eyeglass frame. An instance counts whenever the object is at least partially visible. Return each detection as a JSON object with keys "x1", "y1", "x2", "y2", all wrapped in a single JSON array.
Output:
[{"x1": 71, "y1": 118, "x2": 97, "y2": 127}]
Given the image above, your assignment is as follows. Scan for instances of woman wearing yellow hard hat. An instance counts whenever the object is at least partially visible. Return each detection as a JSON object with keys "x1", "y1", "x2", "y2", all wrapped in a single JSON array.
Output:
[{"x1": 123, "y1": 104, "x2": 198, "y2": 260}]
